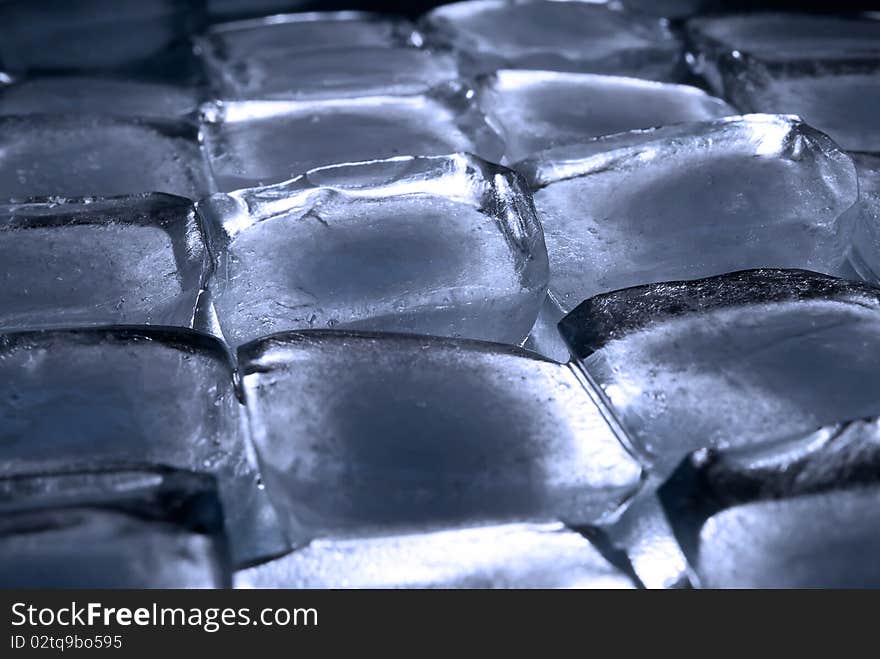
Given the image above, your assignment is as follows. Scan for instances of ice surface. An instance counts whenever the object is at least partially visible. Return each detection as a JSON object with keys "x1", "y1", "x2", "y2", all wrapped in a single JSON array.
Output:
[
  {"x1": 0, "y1": 327, "x2": 286, "y2": 565},
  {"x1": 198, "y1": 154, "x2": 548, "y2": 347},
  {"x1": 517, "y1": 115, "x2": 859, "y2": 323},
  {"x1": 0, "y1": 115, "x2": 211, "y2": 200},
  {"x1": 238, "y1": 330, "x2": 642, "y2": 547},
  {"x1": 687, "y1": 14, "x2": 880, "y2": 152},
  {"x1": 0, "y1": 0, "x2": 204, "y2": 79},
  {"x1": 478, "y1": 70, "x2": 734, "y2": 163},
  {"x1": 202, "y1": 45, "x2": 459, "y2": 101},
  {"x1": 621, "y1": 0, "x2": 724, "y2": 18},
  {"x1": 0, "y1": 194, "x2": 208, "y2": 332},
  {"x1": 199, "y1": 89, "x2": 503, "y2": 192},
  {"x1": 236, "y1": 520, "x2": 636, "y2": 589},
  {"x1": 0, "y1": 76, "x2": 200, "y2": 119},
  {"x1": 588, "y1": 489, "x2": 689, "y2": 589},
  {"x1": 207, "y1": 1, "x2": 318, "y2": 19},
  {"x1": 422, "y1": 1, "x2": 682, "y2": 80},
  {"x1": 559, "y1": 269, "x2": 880, "y2": 476},
  {"x1": 0, "y1": 468, "x2": 229, "y2": 588},
  {"x1": 841, "y1": 152, "x2": 880, "y2": 283},
  {"x1": 660, "y1": 418, "x2": 880, "y2": 588}
]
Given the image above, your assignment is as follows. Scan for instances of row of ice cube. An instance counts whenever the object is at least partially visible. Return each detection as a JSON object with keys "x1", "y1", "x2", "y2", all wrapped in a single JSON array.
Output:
[
  {"x1": 5, "y1": 266, "x2": 880, "y2": 587},
  {"x1": 3, "y1": 4, "x2": 877, "y2": 168},
  {"x1": 3, "y1": 119, "x2": 877, "y2": 353}
]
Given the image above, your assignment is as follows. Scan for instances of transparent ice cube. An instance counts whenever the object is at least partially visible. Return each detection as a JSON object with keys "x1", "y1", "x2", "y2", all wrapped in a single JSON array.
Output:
[
  {"x1": 198, "y1": 154, "x2": 548, "y2": 347},
  {"x1": 199, "y1": 87, "x2": 503, "y2": 192},
  {"x1": 559, "y1": 269, "x2": 880, "y2": 475},
  {"x1": 0, "y1": 0, "x2": 204, "y2": 79},
  {"x1": 477, "y1": 70, "x2": 734, "y2": 163},
  {"x1": 202, "y1": 45, "x2": 459, "y2": 101},
  {"x1": 422, "y1": 0, "x2": 682, "y2": 80},
  {"x1": 660, "y1": 418, "x2": 880, "y2": 588},
  {"x1": 687, "y1": 14, "x2": 880, "y2": 152},
  {"x1": 0, "y1": 115, "x2": 211, "y2": 200},
  {"x1": 0, "y1": 327, "x2": 286, "y2": 565},
  {"x1": 517, "y1": 115, "x2": 858, "y2": 339},
  {"x1": 0, "y1": 468, "x2": 229, "y2": 588},
  {"x1": 239, "y1": 330, "x2": 643, "y2": 548},
  {"x1": 236, "y1": 520, "x2": 636, "y2": 589},
  {"x1": 0, "y1": 75, "x2": 200, "y2": 120},
  {"x1": 0, "y1": 194, "x2": 208, "y2": 332}
]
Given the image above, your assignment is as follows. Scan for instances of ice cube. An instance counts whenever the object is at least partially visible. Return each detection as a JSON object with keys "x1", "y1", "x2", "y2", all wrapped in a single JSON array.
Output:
[
  {"x1": 198, "y1": 154, "x2": 548, "y2": 347},
  {"x1": 0, "y1": 0, "x2": 204, "y2": 80},
  {"x1": 477, "y1": 70, "x2": 734, "y2": 163},
  {"x1": 688, "y1": 13, "x2": 880, "y2": 92},
  {"x1": 660, "y1": 418, "x2": 880, "y2": 588},
  {"x1": 0, "y1": 468, "x2": 230, "y2": 588},
  {"x1": 236, "y1": 520, "x2": 636, "y2": 588},
  {"x1": 200, "y1": 11, "x2": 414, "y2": 60},
  {"x1": 195, "y1": 11, "x2": 420, "y2": 98},
  {"x1": 421, "y1": 0, "x2": 682, "y2": 80},
  {"x1": 0, "y1": 327, "x2": 287, "y2": 565},
  {"x1": 687, "y1": 14, "x2": 880, "y2": 151},
  {"x1": 202, "y1": 45, "x2": 459, "y2": 101},
  {"x1": 238, "y1": 330, "x2": 643, "y2": 547},
  {"x1": 517, "y1": 115, "x2": 859, "y2": 323},
  {"x1": 0, "y1": 194, "x2": 208, "y2": 332},
  {"x1": 839, "y1": 152, "x2": 880, "y2": 283},
  {"x1": 0, "y1": 75, "x2": 200, "y2": 120},
  {"x1": 0, "y1": 115, "x2": 211, "y2": 199},
  {"x1": 199, "y1": 88, "x2": 503, "y2": 192},
  {"x1": 558, "y1": 269, "x2": 880, "y2": 475}
]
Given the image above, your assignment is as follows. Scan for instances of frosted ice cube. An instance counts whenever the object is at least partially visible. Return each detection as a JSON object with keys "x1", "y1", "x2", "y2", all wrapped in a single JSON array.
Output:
[
  {"x1": 0, "y1": 468, "x2": 229, "y2": 588},
  {"x1": 238, "y1": 330, "x2": 643, "y2": 547},
  {"x1": 0, "y1": 115, "x2": 211, "y2": 199},
  {"x1": 687, "y1": 14, "x2": 880, "y2": 151},
  {"x1": 422, "y1": 0, "x2": 682, "y2": 80},
  {"x1": 478, "y1": 70, "x2": 734, "y2": 163},
  {"x1": 236, "y1": 521, "x2": 636, "y2": 589},
  {"x1": 0, "y1": 194, "x2": 208, "y2": 332},
  {"x1": 198, "y1": 154, "x2": 548, "y2": 347},
  {"x1": 559, "y1": 269, "x2": 880, "y2": 475},
  {"x1": 199, "y1": 88, "x2": 503, "y2": 192},
  {"x1": 660, "y1": 418, "x2": 880, "y2": 588},
  {"x1": 0, "y1": 0, "x2": 204, "y2": 78},
  {"x1": 0, "y1": 327, "x2": 286, "y2": 565},
  {"x1": 0, "y1": 75, "x2": 200, "y2": 120},
  {"x1": 202, "y1": 45, "x2": 459, "y2": 101},
  {"x1": 517, "y1": 115, "x2": 858, "y2": 325}
]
